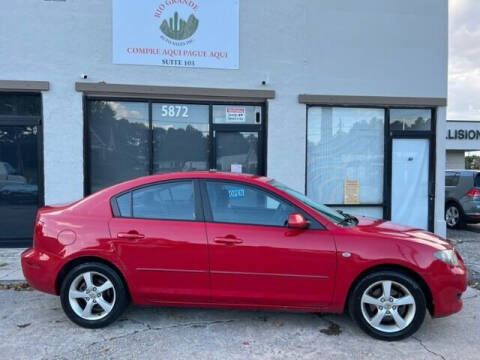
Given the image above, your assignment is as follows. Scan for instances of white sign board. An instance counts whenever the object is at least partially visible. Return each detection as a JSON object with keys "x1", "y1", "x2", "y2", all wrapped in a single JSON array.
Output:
[
  {"x1": 113, "y1": 0, "x2": 239, "y2": 69},
  {"x1": 226, "y1": 107, "x2": 246, "y2": 123}
]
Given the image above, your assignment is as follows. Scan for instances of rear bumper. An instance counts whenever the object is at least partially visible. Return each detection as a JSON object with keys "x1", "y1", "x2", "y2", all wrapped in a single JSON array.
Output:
[
  {"x1": 21, "y1": 248, "x2": 62, "y2": 295},
  {"x1": 428, "y1": 263, "x2": 467, "y2": 317},
  {"x1": 464, "y1": 213, "x2": 480, "y2": 223}
]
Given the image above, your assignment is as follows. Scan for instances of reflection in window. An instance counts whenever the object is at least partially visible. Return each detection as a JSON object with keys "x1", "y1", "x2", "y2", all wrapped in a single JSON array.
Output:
[
  {"x1": 390, "y1": 109, "x2": 432, "y2": 131},
  {"x1": 307, "y1": 107, "x2": 384, "y2": 213},
  {"x1": 152, "y1": 104, "x2": 209, "y2": 173},
  {"x1": 88, "y1": 101, "x2": 149, "y2": 193},
  {"x1": 0, "y1": 93, "x2": 41, "y2": 116},
  {"x1": 216, "y1": 132, "x2": 259, "y2": 174},
  {"x1": 0, "y1": 126, "x2": 39, "y2": 239}
]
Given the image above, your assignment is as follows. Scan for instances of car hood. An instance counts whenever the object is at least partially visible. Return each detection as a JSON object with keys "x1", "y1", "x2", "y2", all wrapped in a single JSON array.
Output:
[{"x1": 353, "y1": 216, "x2": 451, "y2": 250}]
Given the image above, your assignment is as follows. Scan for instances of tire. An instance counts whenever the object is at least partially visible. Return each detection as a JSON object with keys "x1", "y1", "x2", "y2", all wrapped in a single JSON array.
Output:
[
  {"x1": 445, "y1": 203, "x2": 463, "y2": 229},
  {"x1": 348, "y1": 270, "x2": 426, "y2": 341},
  {"x1": 60, "y1": 262, "x2": 128, "y2": 328}
]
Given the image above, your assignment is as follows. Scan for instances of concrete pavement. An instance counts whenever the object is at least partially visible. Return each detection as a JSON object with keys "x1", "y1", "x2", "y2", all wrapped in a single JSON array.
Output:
[
  {"x1": 0, "y1": 286, "x2": 479, "y2": 360},
  {"x1": 0, "y1": 248, "x2": 24, "y2": 281}
]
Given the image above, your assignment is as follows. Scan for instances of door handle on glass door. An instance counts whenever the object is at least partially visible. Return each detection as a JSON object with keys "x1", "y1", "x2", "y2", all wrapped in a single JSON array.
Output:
[
  {"x1": 214, "y1": 236, "x2": 243, "y2": 245},
  {"x1": 117, "y1": 231, "x2": 145, "y2": 240}
]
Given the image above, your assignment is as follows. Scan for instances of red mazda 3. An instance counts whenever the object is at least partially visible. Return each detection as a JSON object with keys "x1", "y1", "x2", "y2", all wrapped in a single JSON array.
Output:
[{"x1": 21, "y1": 171, "x2": 467, "y2": 340}]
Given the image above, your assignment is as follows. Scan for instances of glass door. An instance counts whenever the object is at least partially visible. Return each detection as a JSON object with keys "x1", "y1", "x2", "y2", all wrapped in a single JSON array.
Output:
[
  {"x1": 391, "y1": 139, "x2": 430, "y2": 229},
  {"x1": 212, "y1": 104, "x2": 264, "y2": 175},
  {"x1": 388, "y1": 108, "x2": 435, "y2": 231},
  {"x1": 214, "y1": 131, "x2": 261, "y2": 174},
  {"x1": 0, "y1": 126, "x2": 41, "y2": 241}
]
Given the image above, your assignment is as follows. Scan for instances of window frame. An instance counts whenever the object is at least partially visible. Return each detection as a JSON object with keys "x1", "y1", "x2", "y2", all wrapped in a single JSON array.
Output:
[
  {"x1": 110, "y1": 179, "x2": 204, "y2": 222},
  {"x1": 199, "y1": 179, "x2": 324, "y2": 229},
  {"x1": 84, "y1": 97, "x2": 267, "y2": 195}
]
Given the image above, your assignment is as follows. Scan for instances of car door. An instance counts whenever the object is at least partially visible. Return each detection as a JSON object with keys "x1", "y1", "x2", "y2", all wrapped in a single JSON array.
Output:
[
  {"x1": 109, "y1": 180, "x2": 210, "y2": 304},
  {"x1": 201, "y1": 180, "x2": 336, "y2": 308}
]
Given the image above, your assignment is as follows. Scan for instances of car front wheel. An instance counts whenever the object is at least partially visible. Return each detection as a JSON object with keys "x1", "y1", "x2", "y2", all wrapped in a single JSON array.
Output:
[
  {"x1": 348, "y1": 271, "x2": 426, "y2": 341},
  {"x1": 60, "y1": 262, "x2": 128, "y2": 328}
]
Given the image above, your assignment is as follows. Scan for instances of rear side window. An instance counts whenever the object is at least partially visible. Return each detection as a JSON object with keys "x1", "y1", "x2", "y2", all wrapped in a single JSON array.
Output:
[
  {"x1": 445, "y1": 172, "x2": 460, "y2": 187},
  {"x1": 475, "y1": 174, "x2": 480, "y2": 188},
  {"x1": 131, "y1": 181, "x2": 195, "y2": 220},
  {"x1": 116, "y1": 192, "x2": 132, "y2": 217}
]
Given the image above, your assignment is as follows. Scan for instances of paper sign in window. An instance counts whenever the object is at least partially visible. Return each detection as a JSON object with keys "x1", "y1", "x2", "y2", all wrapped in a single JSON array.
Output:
[{"x1": 344, "y1": 180, "x2": 360, "y2": 204}]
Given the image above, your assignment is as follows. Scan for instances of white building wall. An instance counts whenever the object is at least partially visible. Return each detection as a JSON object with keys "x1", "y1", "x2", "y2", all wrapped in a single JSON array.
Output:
[
  {"x1": 0, "y1": 0, "x2": 448, "y2": 232},
  {"x1": 446, "y1": 151, "x2": 466, "y2": 170}
]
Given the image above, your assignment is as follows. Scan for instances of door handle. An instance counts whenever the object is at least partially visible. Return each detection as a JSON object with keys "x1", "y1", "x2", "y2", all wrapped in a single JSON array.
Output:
[
  {"x1": 117, "y1": 231, "x2": 145, "y2": 240},
  {"x1": 214, "y1": 236, "x2": 243, "y2": 245}
]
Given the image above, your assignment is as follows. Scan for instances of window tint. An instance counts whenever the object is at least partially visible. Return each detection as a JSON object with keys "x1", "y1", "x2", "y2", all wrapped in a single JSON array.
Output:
[
  {"x1": 445, "y1": 172, "x2": 460, "y2": 187},
  {"x1": 475, "y1": 174, "x2": 480, "y2": 188},
  {"x1": 116, "y1": 193, "x2": 132, "y2": 217},
  {"x1": 206, "y1": 181, "x2": 295, "y2": 226},
  {"x1": 132, "y1": 181, "x2": 195, "y2": 220}
]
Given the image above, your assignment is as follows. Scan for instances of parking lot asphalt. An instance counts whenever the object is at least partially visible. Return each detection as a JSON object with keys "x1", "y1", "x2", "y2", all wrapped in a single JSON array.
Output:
[{"x1": 0, "y1": 286, "x2": 479, "y2": 360}]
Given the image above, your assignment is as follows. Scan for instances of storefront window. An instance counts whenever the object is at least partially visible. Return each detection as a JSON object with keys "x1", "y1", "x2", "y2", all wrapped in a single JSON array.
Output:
[
  {"x1": 0, "y1": 93, "x2": 41, "y2": 116},
  {"x1": 390, "y1": 109, "x2": 431, "y2": 131},
  {"x1": 87, "y1": 100, "x2": 265, "y2": 193},
  {"x1": 88, "y1": 101, "x2": 149, "y2": 193},
  {"x1": 152, "y1": 103, "x2": 209, "y2": 173},
  {"x1": 306, "y1": 107, "x2": 384, "y2": 216}
]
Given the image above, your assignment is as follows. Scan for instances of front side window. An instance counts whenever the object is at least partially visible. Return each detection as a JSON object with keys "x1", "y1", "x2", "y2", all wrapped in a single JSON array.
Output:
[
  {"x1": 205, "y1": 181, "x2": 295, "y2": 226},
  {"x1": 306, "y1": 107, "x2": 384, "y2": 218},
  {"x1": 130, "y1": 181, "x2": 195, "y2": 220}
]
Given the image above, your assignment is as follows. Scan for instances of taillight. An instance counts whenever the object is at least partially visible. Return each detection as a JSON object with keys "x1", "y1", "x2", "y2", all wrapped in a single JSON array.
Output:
[
  {"x1": 466, "y1": 187, "x2": 480, "y2": 199},
  {"x1": 32, "y1": 211, "x2": 44, "y2": 249}
]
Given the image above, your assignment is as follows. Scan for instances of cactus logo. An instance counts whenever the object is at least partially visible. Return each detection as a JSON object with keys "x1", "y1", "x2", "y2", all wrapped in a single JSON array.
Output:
[
  {"x1": 154, "y1": 1, "x2": 199, "y2": 45},
  {"x1": 160, "y1": 12, "x2": 198, "y2": 40}
]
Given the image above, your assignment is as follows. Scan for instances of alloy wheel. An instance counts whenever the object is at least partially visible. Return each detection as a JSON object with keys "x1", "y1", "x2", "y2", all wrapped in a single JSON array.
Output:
[
  {"x1": 445, "y1": 206, "x2": 460, "y2": 227},
  {"x1": 360, "y1": 280, "x2": 416, "y2": 333},
  {"x1": 68, "y1": 271, "x2": 116, "y2": 320}
]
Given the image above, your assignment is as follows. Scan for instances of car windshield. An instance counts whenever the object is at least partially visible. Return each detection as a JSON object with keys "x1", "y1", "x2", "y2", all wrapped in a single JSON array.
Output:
[{"x1": 268, "y1": 180, "x2": 348, "y2": 225}]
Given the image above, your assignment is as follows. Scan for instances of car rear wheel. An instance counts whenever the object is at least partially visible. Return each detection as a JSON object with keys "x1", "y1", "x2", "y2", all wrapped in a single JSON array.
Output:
[
  {"x1": 348, "y1": 271, "x2": 426, "y2": 341},
  {"x1": 445, "y1": 203, "x2": 463, "y2": 229},
  {"x1": 60, "y1": 262, "x2": 128, "y2": 328}
]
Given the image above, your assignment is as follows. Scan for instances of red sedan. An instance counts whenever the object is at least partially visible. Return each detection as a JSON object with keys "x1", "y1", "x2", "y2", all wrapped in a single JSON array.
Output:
[{"x1": 21, "y1": 171, "x2": 467, "y2": 340}]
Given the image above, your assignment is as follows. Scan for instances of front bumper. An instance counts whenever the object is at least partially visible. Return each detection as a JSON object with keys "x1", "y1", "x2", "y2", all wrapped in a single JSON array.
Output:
[
  {"x1": 428, "y1": 262, "x2": 467, "y2": 317},
  {"x1": 21, "y1": 248, "x2": 62, "y2": 295}
]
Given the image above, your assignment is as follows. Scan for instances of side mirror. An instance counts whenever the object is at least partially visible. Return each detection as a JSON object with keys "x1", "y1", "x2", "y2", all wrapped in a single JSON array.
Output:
[{"x1": 287, "y1": 213, "x2": 309, "y2": 229}]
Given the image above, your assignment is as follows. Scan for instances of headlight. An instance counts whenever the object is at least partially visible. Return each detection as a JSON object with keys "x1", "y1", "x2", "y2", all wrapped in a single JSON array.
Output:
[{"x1": 434, "y1": 249, "x2": 459, "y2": 266}]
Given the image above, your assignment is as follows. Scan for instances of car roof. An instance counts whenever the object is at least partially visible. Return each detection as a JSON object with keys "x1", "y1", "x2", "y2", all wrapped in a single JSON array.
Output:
[
  {"x1": 135, "y1": 170, "x2": 270, "y2": 182},
  {"x1": 446, "y1": 169, "x2": 480, "y2": 174}
]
